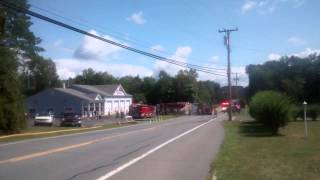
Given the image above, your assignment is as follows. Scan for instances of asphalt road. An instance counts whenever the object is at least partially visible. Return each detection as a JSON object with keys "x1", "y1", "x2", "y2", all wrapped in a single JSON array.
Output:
[{"x1": 0, "y1": 114, "x2": 225, "y2": 180}]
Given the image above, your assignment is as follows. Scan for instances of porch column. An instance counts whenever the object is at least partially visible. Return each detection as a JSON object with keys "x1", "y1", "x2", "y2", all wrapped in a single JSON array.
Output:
[{"x1": 88, "y1": 103, "x2": 91, "y2": 117}]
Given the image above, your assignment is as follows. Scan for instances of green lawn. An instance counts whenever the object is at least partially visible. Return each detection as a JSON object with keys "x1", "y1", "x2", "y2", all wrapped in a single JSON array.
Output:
[
  {"x1": 0, "y1": 123, "x2": 131, "y2": 144},
  {"x1": 0, "y1": 115, "x2": 180, "y2": 144},
  {"x1": 134, "y1": 115, "x2": 180, "y2": 122},
  {"x1": 209, "y1": 110, "x2": 320, "y2": 180}
]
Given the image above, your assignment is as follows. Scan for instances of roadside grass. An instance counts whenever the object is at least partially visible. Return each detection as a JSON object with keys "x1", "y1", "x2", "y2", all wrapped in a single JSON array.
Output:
[
  {"x1": 0, "y1": 115, "x2": 180, "y2": 144},
  {"x1": 208, "y1": 110, "x2": 320, "y2": 180},
  {"x1": 134, "y1": 114, "x2": 180, "y2": 122},
  {"x1": 0, "y1": 123, "x2": 132, "y2": 144}
]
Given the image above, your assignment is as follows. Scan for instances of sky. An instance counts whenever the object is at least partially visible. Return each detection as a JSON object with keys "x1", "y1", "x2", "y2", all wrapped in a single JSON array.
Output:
[{"x1": 28, "y1": 0, "x2": 320, "y2": 86}]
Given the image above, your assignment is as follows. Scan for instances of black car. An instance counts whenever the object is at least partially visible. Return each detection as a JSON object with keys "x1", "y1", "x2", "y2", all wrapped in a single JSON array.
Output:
[{"x1": 60, "y1": 113, "x2": 82, "y2": 127}]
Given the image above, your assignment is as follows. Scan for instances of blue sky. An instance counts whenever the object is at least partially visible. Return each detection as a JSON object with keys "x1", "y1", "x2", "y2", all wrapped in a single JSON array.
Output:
[{"x1": 28, "y1": 0, "x2": 320, "y2": 86}]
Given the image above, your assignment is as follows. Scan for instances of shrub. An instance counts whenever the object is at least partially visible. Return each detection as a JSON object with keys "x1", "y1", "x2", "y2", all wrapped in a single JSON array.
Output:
[
  {"x1": 290, "y1": 105, "x2": 304, "y2": 121},
  {"x1": 249, "y1": 91, "x2": 291, "y2": 135},
  {"x1": 308, "y1": 105, "x2": 320, "y2": 121}
]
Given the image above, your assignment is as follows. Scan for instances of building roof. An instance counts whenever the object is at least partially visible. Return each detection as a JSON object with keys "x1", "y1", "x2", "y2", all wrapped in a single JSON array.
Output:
[
  {"x1": 55, "y1": 88, "x2": 93, "y2": 102},
  {"x1": 94, "y1": 84, "x2": 120, "y2": 95},
  {"x1": 71, "y1": 85, "x2": 110, "y2": 96},
  {"x1": 71, "y1": 84, "x2": 132, "y2": 97}
]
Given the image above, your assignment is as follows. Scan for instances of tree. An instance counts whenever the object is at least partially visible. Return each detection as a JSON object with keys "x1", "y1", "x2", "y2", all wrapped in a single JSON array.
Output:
[
  {"x1": 0, "y1": 0, "x2": 43, "y2": 58},
  {"x1": 119, "y1": 75, "x2": 145, "y2": 103},
  {"x1": 25, "y1": 56, "x2": 59, "y2": 95},
  {"x1": 198, "y1": 80, "x2": 221, "y2": 104},
  {"x1": 0, "y1": 0, "x2": 61, "y2": 133},
  {"x1": 246, "y1": 54, "x2": 320, "y2": 103},
  {"x1": 152, "y1": 70, "x2": 176, "y2": 103},
  {"x1": 72, "y1": 68, "x2": 117, "y2": 85},
  {"x1": 0, "y1": 47, "x2": 26, "y2": 133},
  {"x1": 173, "y1": 69, "x2": 198, "y2": 102}
]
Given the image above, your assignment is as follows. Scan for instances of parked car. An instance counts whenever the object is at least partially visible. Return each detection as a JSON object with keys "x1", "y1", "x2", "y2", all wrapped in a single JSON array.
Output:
[
  {"x1": 60, "y1": 113, "x2": 82, "y2": 127},
  {"x1": 34, "y1": 112, "x2": 54, "y2": 126}
]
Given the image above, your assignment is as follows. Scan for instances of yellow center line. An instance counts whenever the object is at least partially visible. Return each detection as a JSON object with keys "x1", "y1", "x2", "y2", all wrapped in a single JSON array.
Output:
[
  {"x1": 0, "y1": 126, "x2": 103, "y2": 139},
  {"x1": 0, "y1": 127, "x2": 156, "y2": 165}
]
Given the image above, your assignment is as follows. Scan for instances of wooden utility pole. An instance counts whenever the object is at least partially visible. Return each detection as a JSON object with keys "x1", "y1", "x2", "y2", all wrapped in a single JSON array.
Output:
[
  {"x1": 234, "y1": 73, "x2": 239, "y2": 99},
  {"x1": 219, "y1": 28, "x2": 238, "y2": 121}
]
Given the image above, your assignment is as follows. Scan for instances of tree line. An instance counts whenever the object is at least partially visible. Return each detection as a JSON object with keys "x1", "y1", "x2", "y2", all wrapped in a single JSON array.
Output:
[
  {"x1": 67, "y1": 68, "x2": 223, "y2": 105},
  {"x1": 246, "y1": 54, "x2": 320, "y2": 104}
]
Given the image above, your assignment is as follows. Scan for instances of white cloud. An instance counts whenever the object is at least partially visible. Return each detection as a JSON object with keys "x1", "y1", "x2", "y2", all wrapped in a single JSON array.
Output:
[
  {"x1": 211, "y1": 56, "x2": 220, "y2": 63},
  {"x1": 53, "y1": 39, "x2": 63, "y2": 47},
  {"x1": 267, "y1": 48, "x2": 320, "y2": 62},
  {"x1": 241, "y1": 0, "x2": 305, "y2": 14},
  {"x1": 150, "y1": 45, "x2": 165, "y2": 52},
  {"x1": 154, "y1": 46, "x2": 192, "y2": 76},
  {"x1": 73, "y1": 30, "x2": 122, "y2": 60},
  {"x1": 242, "y1": 1, "x2": 257, "y2": 13},
  {"x1": 288, "y1": 36, "x2": 306, "y2": 46},
  {"x1": 54, "y1": 58, "x2": 153, "y2": 80},
  {"x1": 52, "y1": 39, "x2": 73, "y2": 53},
  {"x1": 267, "y1": 53, "x2": 282, "y2": 61},
  {"x1": 127, "y1": 11, "x2": 146, "y2": 25},
  {"x1": 292, "y1": 48, "x2": 320, "y2": 58}
]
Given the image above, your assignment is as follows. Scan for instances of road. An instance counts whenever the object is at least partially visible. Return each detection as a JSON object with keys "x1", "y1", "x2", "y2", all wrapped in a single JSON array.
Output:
[{"x1": 0, "y1": 115, "x2": 225, "y2": 180}]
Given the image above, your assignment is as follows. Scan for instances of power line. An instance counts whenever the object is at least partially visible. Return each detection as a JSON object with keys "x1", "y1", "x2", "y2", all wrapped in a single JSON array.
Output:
[
  {"x1": 1, "y1": 0, "x2": 227, "y2": 77},
  {"x1": 30, "y1": 3, "x2": 228, "y2": 72}
]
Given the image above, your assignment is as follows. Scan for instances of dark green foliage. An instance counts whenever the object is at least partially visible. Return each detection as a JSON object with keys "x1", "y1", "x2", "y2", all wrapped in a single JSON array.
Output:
[
  {"x1": 73, "y1": 68, "x2": 117, "y2": 85},
  {"x1": 290, "y1": 105, "x2": 302, "y2": 121},
  {"x1": 0, "y1": 47, "x2": 26, "y2": 133},
  {"x1": 246, "y1": 55, "x2": 320, "y2": 103},
  {"x1": 70, "y1": 68, "x2": 226, "y2": 105},
  {"x1": 25, "y1": 56, "x2": 59, "y2": 95},
  {"x1": 249, "y1": 91, "x2": 291, "y2": 135},
  {"x1": 308, "y1": 105, "x2": 320, "y2": 121}
]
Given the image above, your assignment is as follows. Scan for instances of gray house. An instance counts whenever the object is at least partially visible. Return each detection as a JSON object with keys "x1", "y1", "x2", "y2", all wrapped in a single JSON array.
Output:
[{"x1": 26, "y1": 84, "x2": 132, "y2": 117}]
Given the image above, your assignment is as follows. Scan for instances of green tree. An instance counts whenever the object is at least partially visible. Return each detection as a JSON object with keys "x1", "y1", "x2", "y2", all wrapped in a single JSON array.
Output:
[
  {"x1": 246, "y1": 54, "x2": 320, "y2": 103},
  {"x1": 173, "y1": 69, "x2": 199, "y2": 102},
  {"x1": 0, "y1": 47, "x2": 26, "y2": 133},
  {"x1": 119, "y1": 75, "x2": 145, "y2": 103},
  {"x1": 26, "y1": 56, "x2": 59, "y2": 95}
]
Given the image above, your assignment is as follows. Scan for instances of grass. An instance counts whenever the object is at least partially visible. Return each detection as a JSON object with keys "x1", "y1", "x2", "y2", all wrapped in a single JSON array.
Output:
[
  {"x1": 208, "y1": 109, "x2": 320, "y2": 180},
  {"x1": 0, "y1": 123, "x2": 132, "y2": 144},
  {"x1": 134, "y1": 114, "x2": 180, "y2": 122},
  {"x1": 0, "y1": 115, "x2": 180, "y2": 144}
]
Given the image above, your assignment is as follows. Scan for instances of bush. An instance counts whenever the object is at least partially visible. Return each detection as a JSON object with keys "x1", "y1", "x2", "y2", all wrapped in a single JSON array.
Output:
[
  {"x1": 290, "y1": 104, "x2": 319, "y2": 121},
  {"x1": 290, "y1": 105, "x2": 303, "y2": 121},
  {"x1": 308, "y1": 105, "x2": 320, "y2": 121},
  {"x1": 249, "y1": 91, "x2": 291, "y2": 135}
]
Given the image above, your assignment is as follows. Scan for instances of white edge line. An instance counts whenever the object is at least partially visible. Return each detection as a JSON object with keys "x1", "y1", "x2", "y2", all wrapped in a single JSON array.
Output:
[{"x1": 96, "y1": 117, "x2": 216, "y2": 180}]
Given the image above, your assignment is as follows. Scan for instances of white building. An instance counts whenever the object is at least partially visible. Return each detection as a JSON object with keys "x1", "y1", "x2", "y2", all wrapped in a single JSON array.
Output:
[{"x1": 26, "y1": 84, "x2": 132, "y2": 117}]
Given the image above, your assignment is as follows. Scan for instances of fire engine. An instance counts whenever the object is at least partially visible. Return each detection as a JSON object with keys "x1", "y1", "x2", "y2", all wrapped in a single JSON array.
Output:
[
  {"x1": 130, "y1": 104, "x2": 155, "y2": 119},
  {"x1": 220, "y1": 99, "x2": 230, "y2": 113}
]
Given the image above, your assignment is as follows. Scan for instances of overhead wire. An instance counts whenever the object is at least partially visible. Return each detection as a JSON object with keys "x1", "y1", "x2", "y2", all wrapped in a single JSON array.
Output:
[
  {"x1": 30, "y1": 3, "x2": 228, "y2": 72},
  {"x1": 1, "y1": 0, "x2": 227, "y2": 77}
]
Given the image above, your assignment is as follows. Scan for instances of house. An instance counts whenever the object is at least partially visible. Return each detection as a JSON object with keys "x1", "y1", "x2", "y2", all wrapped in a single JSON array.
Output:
[{"x1": 26, "y1": 84, "x2": 132, "y2": 117}]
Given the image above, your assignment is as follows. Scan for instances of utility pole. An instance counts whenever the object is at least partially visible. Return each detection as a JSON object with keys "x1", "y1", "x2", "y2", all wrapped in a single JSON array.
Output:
[
  {"x1": 234, "y1": 73, "x2": 239, "y2": 99},
  {"x1": 219, "y1": 28, "x2": 238, "y2": 121}
]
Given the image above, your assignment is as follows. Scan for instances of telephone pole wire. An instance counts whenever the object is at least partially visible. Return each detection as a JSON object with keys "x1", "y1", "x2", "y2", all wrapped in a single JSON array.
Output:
[{"x1": 219, "y1": 27, "x2": 238, "y2": 121}]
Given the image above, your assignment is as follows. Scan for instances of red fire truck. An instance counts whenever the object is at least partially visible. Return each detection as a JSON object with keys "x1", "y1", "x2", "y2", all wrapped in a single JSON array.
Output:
[
  {"x1": 130, "y1": 104, "x2": 155, "y2": 119},
  {"x1": 220, "y1": 99, "x2": 230, "y2": 113}
]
